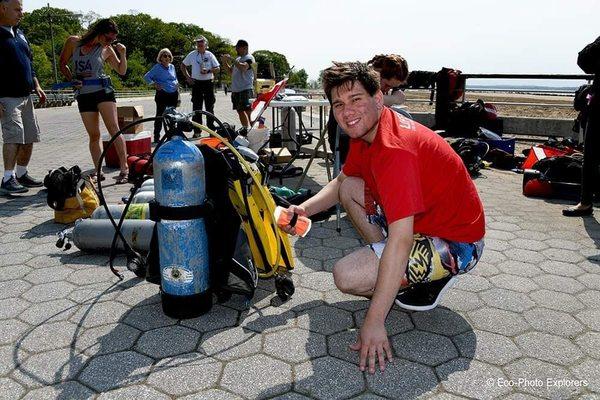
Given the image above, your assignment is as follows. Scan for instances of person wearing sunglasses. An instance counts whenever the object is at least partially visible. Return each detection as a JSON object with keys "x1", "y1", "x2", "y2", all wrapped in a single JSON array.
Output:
[
  {"x1": 144, "y1": 48, "x2": 179, "y2": 143},
  {"x1": 59, "y1": 18, "x2": 129, "y2": 184}
]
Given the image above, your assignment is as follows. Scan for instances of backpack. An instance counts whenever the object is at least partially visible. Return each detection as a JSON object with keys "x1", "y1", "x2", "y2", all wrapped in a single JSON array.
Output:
[
  {"x1": 43, "y1": 165, "x2": 99, "y2": 223},
  {"x1": 437, "y1": 68, "x2": 466, "y2": 102},
  {"x1": 577, "y1": 36, "x2": 600, "y2": 74},
  {"x1": 523, "y1": 154, "x2": 583, "y2": 199},
  {"x1": 445, "y1": 138, "x2": 489, "y2": 176}
]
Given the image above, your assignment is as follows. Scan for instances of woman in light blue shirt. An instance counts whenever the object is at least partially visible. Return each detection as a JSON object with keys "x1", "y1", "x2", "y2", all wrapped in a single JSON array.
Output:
[{"x1": 144, "y1": 48, "x2": 179, "y2": 142}]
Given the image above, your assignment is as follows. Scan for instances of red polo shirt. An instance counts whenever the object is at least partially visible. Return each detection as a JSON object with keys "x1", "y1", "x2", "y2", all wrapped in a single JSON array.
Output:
[{"x1": 342, "y1": 107, "x2": 485, "y2": 243}]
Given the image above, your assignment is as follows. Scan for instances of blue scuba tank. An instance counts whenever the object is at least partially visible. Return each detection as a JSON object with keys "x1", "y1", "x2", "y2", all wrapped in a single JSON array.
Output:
[{"x1": 153, "y1": 135, "x2": 212, "y2": 318}]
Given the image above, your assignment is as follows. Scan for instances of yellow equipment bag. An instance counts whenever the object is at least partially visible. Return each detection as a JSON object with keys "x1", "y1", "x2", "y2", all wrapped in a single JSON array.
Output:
[{"x1": 54, "y1": 182, "x2": 99, "y2": 224}]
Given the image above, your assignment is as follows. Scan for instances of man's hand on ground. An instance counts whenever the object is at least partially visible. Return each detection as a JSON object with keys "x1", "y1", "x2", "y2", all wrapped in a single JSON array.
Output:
[{"x1": 350, "y1": 318, "x2": 393, "y2": 374}]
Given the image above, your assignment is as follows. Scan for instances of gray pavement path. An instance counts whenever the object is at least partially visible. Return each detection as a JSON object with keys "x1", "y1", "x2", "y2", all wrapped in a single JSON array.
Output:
[{"x1": 0, "y1": 92, "x2": 599, "y2": 399}]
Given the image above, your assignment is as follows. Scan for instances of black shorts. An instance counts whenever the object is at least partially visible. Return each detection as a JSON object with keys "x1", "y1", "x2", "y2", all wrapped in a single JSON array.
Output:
[
  {"x1": 76, "y1": 89, "x2": 116, "y2": 113},
  {"x1": 231, "y1": 89, "x2": 254, "y2": 111}
]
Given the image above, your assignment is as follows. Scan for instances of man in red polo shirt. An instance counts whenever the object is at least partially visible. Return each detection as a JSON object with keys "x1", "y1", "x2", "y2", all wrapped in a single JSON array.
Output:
[{"x1": 282, "y1": 61, "x2": 485, "y2": 374}]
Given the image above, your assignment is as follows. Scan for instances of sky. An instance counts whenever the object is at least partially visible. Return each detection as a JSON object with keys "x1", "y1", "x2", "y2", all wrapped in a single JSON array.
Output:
[{"x1": 26, "y1": 0, "x2": 600, "y2": 86}]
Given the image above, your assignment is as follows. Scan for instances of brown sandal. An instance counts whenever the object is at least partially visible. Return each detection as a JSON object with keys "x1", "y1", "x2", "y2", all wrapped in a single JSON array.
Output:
[
  {"x1": 89, "y1": 172, "x2": 105, "y2": 182},
  {"x1": 114, "y1": 171, "x2": 129, "y2": 184}
]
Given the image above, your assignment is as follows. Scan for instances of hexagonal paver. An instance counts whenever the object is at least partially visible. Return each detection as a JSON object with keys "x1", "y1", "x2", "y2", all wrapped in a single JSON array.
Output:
[
  {"x1": 577, "y1": 273, "x2": 600, "y2": 290},
  {"x1": 327, "y1": 330, "x2": 360, "y2": 365},
  {"x1": 97, "y1": 385, "x2": 170, "y2": 399},
  {"x1": 115, "y1": 284, "x2": 161, "y2": 307},
  {"x1": 570, "y1": 359, "x2": 600, "y2": 393},
  {"x1": 264, "y1": 327, "x2": 326, "y2": 363},
  {"x1": 179, "y1": 389, "x2": 243, "y2": 400},
  {"x1": 200, "y1": 326, "x2": 262, "y2": 361},
  {"x1": 0, "y1": 265, "x2": 32, "y2": 282},
  {"x1": 300, "y1": 271, "x2": 338, "y2": 291},
  {"x1": 297, "y1": 305, "x2": 353, "y2": 335},
  {"x1": 412, "y1": 308, "x2": 472, "y2": 336},
  {"x1": 515, "y1": 332, "x2": 583, "y2": 365},
  {"x1": 528, "y1": 290, "x2": 585, "y2": 313},
  {"x1": 575, "y1": 332, "x2": 600, "y2": 359},
  {"x1": 68, "y1": 300, "x2": 130, "y2": 329},
  {"x1": 296, "y1": 357, "x2": 364, "y2": 400},
  {"x1": 0, "y1": 252, "x2": 33, "y2": 267},
  {"x1": 505, "y1": 358, "x2": 581, "y2": 398},
  {"x1": 241, "y1": 306, "x2": 296, "y2": 334},
  {"x1": 577, "y1": 290, "x2": 600, "y2": 308},
  {"x1": 478, "y1": 249, "x2": 507, "y2": 264},
  {"x1": 538, "y1": 260, "x2": 584, "y2": 277},
  {"x1": 17, "y1": 298, "x2": 77, "y2": 325},
  {"x1": 484, "y1": 238, "x2": 511, "y2": 252},
  {"x1": 302, "y1": 246, "x2": 342, "y2": 261},
  {"x1": 438, "y1": 288, "x2": 484, "y2": 312},
  {"x1": 489, "y1": 274, "x2": 539, "y2": 293},
  {"x1": 506, "y1": 248, "x2": 546, "y2": 264},
  {"x1": 523, "y1": 308, "x2": 585, "y2": 337},
  {"x1": 532, "y1": 275, "x2": 585, "y2": 294},
  {"x1": 436, "y1": 359, "x2": 510, "y2": 399},
  {"x1": 21, "y1": 381, "x2": 95, "y2": 400},
  {"x1": 11, "y1": 348, "x2": 88, "y2": 388},
  {"x1": 468, "y1": 308, "x2": 530, "y2": 336},
  {"x1": 0, "y1": 297, "x2": 30, "y2": 320},
  {"x1": 78, "y1": 350, "x2": 153, "y2": 392},
  {"x1": 509, "y1": 238, "x2": 548, "y2": 251},
  {"x1": 480, "y1": 288, "x2": 535, "y2": 312},
  {"x1": 542, "y1": 248, "x2": 584, "y2": 263},
  {"x1": 486, "y1": 229, "x2": 517, "y2": 241},
  {"x1": 391, "y1": 330, "x2": 458, "y2": 366},
  {"x1": 20, "y1": 320, "x2": 78, "y2": 352},
  {"x1": 0, "y1": 377, "x2": 25, "y2": 400},
  {"x1": 180, "y1": 304, "x2": 239, "y2": 332},
  {"x1": 221, "y1": 354, "x2": 292, "y2": 399},
  {"x1": 323, "y1": 292, "x2": 368, "y2": 311},
  {"x1": 21, "y1": 281, "x2": 76, "y2": 303},
  {"x1": 366, "y1": 358, "x2": 438, "y2": 399},
  {"x1": 354, "y1": 309, "x2": 413, "y2": 336},
  {"x1": 23, "y1": 266, "x2": 72, "y2": 285},
  {"x1": 123, "y1": 303, "x2": 178, "y2": 331},
  {"x1": 488, "y1": 222, "x2": 520, "y2": 232},
  {"x1": 454, "y1": 330, "x2": 521, "y2": 366},
  {"x1": 0, "y1": 279, "x2": 31, "y2": 300},
  {"x1": 496, "y1": 260, "x2": 542, "y2": 277},
  {"x1": 136, "y1": 325, "x2": 201, "y2": 358},
  {"x1": 76, "y1": 323, "x2": 141, "y2": 356},
  {"x1": 147, "y1": 355, "x2": 222, "y2": 396},
  {"x1": 453, "y1": 275, "x2": 491, "y2": 292},
  {"x1": 576, "y1": 309, "x2": 600, "y2": 331}
]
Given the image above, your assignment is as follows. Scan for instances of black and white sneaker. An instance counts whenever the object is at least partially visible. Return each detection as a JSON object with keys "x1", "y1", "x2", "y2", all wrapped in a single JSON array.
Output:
[
  {"x1": 16, "y1": 173, "x2": 43, "y2": 187},
  {"x1": 0, "y1": 176, "x2": 29, "y2": 195},
  {"x1": 395, "y1": 275, "x2": 457, "y2": 312}
]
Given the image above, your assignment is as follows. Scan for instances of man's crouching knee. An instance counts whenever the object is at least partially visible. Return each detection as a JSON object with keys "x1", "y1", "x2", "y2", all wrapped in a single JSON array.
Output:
[
  {"x1": 332, "y1": 260, "x2": 354, "y2": 294},
  {"x1": 338, "y1": 176, "x2": 363, "y2": 209}
]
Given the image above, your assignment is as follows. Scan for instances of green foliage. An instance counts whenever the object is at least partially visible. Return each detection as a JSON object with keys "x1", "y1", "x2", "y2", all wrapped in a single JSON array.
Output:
[
  {"x1": 30, "y1": 44, "x2": 54, "y2": 86},
  {"x1": 253, "y1": 50, "x2": 290, "y2": 80},
  {"x1": 20, "y1": 8, "x2": 303, "y2": 90},
  {"x1": 288, "y1": 68, "x2": 308, "y2": 88}
]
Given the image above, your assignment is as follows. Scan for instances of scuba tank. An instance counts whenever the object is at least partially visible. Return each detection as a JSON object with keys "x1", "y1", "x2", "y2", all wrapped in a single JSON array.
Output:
[
  {"x1": 152, "y1": 134, "x2": 212, "y2": 318},
  {"x1": 70, "y1": 219, "x2": 154, "y2": 252},
  {"x1": 91, "y1": 204, "x2": 150, "y2": 220}
]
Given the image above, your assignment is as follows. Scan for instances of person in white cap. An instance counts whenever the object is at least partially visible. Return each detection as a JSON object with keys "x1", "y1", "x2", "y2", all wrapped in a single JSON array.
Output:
[{"x1": 181, "y1": 35, "x2": 220, "y2": 135}]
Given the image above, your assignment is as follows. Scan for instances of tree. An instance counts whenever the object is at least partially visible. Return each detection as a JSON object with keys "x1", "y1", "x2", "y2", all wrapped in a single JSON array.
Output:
[
  {"x1": 30, "y1": 44, "x2": 53, "y2": 87},
  {"x1": 288, "y1": 68, "x2": 308, "y2": 88},
  {"x1": 253, "y1": 50, "x2": 290, "y2": 80}
]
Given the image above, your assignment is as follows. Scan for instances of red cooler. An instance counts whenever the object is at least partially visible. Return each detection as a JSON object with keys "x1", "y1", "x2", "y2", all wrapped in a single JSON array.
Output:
[{"x1": 102, "y1": 131, "x2": 152, "y2": 167}]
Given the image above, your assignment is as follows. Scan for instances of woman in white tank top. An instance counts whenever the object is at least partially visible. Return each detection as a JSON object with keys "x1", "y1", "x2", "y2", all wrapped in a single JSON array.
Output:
[{"x1": 58, "y1": 19, "x2": 129, "y2": 183}]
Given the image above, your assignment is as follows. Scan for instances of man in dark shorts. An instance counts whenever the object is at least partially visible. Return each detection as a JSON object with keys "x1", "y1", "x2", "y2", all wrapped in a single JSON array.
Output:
[
  {"x1": 281, "y1": 62, "x2": 485, "y2": 374},
  {"x1": 0, "y1": 0, "x2": 45, "y2": 195},
  {"x1": 221, "y1": 39, "x2": 255, "y2": 129}
]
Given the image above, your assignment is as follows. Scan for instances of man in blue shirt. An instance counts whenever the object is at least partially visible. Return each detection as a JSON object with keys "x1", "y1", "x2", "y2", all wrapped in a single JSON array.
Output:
[{"x1": 0, "y1": 0, "x2": 46, "y2": 195}]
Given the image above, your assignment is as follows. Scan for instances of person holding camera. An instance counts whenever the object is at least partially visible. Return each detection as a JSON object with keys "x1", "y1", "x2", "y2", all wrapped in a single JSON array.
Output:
[
  {"x1": 221, "y1": 39, "x2": 255, "y2": 129},
  {"x1": 181, "y1": 36, "x2": 220, "y2": 135},
  {"x1": 144, "y1": 48, "x2": 179, "y2": 143},
  {"x1": 59, "y1": 18, "x2": 129, "y2": 183}
]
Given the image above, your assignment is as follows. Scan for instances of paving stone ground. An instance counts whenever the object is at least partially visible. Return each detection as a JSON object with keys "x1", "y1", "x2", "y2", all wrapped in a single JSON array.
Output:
[{"x1": 1, "y1": 92, "x2": 599, "y2": 399}]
